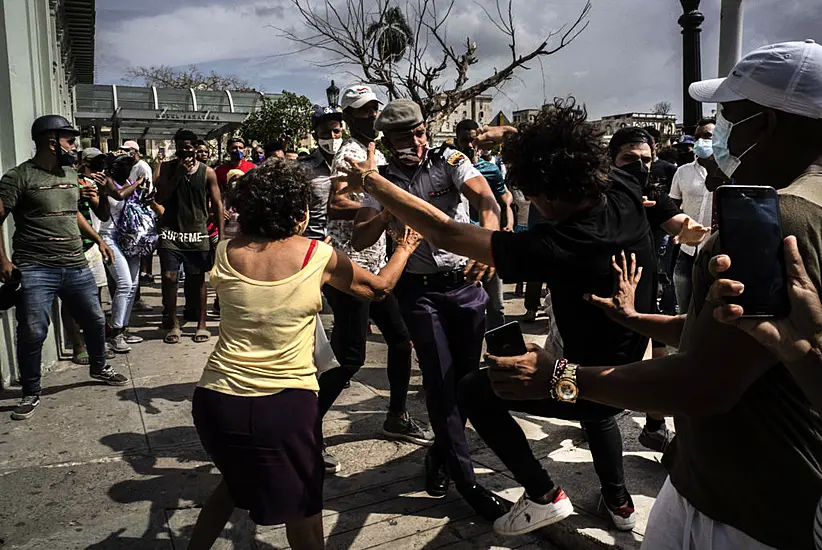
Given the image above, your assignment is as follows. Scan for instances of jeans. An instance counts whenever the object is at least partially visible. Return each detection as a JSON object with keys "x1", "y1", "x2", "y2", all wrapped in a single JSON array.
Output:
[
  {"x1": 458, "y1": 368, "x2": 629, "y2": 504},
  {"x1": 16, "y1": 264, "x2": 108, "y2": 396},
  {"x1": 484, "y1": 273, "x2": 506, "y2": 330},
  {"x1": 102, "y1": 235, "x2": 140, "y2": 329},
  {"x1": 318, "y1": 285, "x2": 412, "y2": 417},
  {"x1": 396, "y1": 278, "x2": 487, "y2": 489},
  {"x1": 673, "y1": 250, "x2": 695, "y2": 314}
]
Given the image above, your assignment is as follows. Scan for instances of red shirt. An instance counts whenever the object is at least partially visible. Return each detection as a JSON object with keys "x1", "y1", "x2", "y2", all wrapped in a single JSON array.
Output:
[{"x1": 215, "y1": 160, "x2": 256, "y2": 188}]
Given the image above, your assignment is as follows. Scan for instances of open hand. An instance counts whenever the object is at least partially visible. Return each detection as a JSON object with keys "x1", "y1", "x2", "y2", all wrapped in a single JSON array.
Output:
[
  {"x1": 391, "y1": 226, "x2": 424, "y2": 252},
  {"x1": 709, "y1": 235, "x2": 822, "y2": 363},
  {"x1": 337, "y1": 142, "x2": 378, "y2": 196},
  {"x1": 464, "y1": 260, "x2": 494, "y2": 282},
  {"x1": 487, "y1": 343, "x2": 559, "y2": 400},
  {"x1": 674, "y1": 216, "x2": 711, "y2": 246},
  {"x1": 585, "y1": 251, "x2": 642, "y2": 322}
]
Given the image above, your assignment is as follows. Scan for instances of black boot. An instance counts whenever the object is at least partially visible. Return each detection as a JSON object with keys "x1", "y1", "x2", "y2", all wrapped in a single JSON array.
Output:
[
  {"x1": 425, "y1": 450, "x2": 450, "y2": 498},
  {"x1": 459, "y1": 483, "x2": 511, "y2": 522}
]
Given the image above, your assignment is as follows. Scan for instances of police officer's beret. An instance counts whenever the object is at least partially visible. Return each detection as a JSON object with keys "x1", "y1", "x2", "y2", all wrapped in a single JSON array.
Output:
[{"x1": 375, "y1": 99, "x2": 425, "y2": 132}]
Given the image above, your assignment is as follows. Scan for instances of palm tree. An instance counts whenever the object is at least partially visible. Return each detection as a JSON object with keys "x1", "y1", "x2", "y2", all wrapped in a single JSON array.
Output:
[{"x1": 366, "y1": 6, "x2": 414, "y2": 64}]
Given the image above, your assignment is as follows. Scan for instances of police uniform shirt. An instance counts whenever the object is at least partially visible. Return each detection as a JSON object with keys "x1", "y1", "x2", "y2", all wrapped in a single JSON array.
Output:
[
  {"x1": 361, "y1": 146, "x2": 481, "y2": 275},
  {"x1": 298, "y1": 148, "x2": 333, "y2": 240}
]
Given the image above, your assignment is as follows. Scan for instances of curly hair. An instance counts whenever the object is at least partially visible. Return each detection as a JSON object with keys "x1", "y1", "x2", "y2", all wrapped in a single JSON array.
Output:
[
  {"x1": 502, "y1": 97, "x2": 610, "y2": 202},
  {"x1": 229, "y1": 158, "x2": 311, "y2": 240}
]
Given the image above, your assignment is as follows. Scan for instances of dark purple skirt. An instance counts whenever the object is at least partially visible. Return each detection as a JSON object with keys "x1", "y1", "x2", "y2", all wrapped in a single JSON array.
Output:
[{"x1": 192, "y1": 386, "x2": 323, "y2": 525}]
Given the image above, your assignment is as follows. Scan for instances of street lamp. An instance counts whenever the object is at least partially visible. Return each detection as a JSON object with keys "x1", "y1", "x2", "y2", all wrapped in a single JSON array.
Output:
[
  {"x1": 679, "y1": 0, "x2": 705, "y2": 135},
  {"x1": 326, "y1": 80, "x2": 340, "y2": 109}
]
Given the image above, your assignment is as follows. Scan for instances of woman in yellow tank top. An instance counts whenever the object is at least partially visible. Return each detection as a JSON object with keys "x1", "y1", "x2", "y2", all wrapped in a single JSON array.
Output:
[{"x1": 189, "y1": 159, "x2": 422, "y2": 550}]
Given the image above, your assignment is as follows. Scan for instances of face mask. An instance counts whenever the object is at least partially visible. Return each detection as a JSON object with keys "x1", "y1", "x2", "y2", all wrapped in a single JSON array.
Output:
[
  {"x1": 620, "y1": 160, "x2": 650, "y2": 187},
  {"x1": 677, "y1": 150, "x2": 695, "y2": 166},
  {"x1": 694, "y1": 138, "x2": 713, "y2": 159},
  {"x1": 393, "y1": 145, "x2": 424, "y2": 165},
  {"x1": 254, "y1": 153, "x2": 265, "y2": 164},
  {"x1": 348, "y1": 117, "x2": 379, "y2": 142},
  {"x1": 230, "y1": 150, "x2": 245, "y2": 161},
  {"x1": 59, "y1": 147, "x2": 78, "y2": 167},
  {"x1": 713, "y1": 109, "x2": 762, "y2": 178},
  {"x1": 318, "y1": 138, "x2": 343, "y2": 156}
]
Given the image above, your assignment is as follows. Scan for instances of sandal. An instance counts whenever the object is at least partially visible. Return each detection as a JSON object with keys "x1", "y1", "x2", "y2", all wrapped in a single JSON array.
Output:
[
  {"x1": 193, "y1": 328, "x2": 211, "y2": 343},
  {"x1": 72, "y1": 351, "x2": 90, "y2": 366},
  {"x1": 164, "y1": 327, "x2": 182, "y2": 344}
]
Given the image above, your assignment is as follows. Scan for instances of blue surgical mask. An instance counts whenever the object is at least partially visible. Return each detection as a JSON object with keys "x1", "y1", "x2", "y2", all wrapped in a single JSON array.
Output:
[
  {"x1": 693, "y1": 138, "x2": 713, "y2": 159},
  {"x1": 230, "y1": 150, "x2": 244, "y2": 161},
  {"x1": 712, "y1": 109, "x2": 762, "y2": 178}
]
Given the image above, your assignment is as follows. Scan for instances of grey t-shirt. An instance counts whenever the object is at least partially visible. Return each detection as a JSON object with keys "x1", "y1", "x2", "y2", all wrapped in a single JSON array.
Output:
[{"x1": 362, "y1": 146, "x2": 480, "y2": 275}]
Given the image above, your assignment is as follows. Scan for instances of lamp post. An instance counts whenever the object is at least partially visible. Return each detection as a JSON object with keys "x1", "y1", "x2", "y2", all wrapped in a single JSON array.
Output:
[
  {"x1": 679, "y1": 0, "x2": 704, "y2": 135},
  {"x1": 326, "y1": 80, "x2": 340, "y2": 109}
]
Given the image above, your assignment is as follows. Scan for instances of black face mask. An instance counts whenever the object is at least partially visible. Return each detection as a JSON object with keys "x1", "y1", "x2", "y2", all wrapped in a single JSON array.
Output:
[
  {"x1": 620, "y1": 160, "x2": 649, "y2": 186},
  {"x1": 348, "y1": 117, "x2": 379, "y2": 142},
  {"x1": 677, "y1": 151, "x2": 695, "y2": 166}
]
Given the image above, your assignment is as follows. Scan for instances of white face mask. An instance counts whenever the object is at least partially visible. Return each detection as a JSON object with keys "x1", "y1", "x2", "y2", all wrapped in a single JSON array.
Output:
[
  {"x1": 318, "y1": 138, "x2": 342, "y2": 156},
  {"x1": 712, "y1": 108, "x2": 762, "y2": 178}
]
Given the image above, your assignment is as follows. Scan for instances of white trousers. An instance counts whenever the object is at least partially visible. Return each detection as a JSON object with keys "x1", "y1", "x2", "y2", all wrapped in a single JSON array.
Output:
[{"x1": 642, "y1": 477, "x2": 777, "y2": 550}]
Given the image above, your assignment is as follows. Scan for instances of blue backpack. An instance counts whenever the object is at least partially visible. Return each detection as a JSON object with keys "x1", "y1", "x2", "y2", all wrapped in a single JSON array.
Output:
[{"x1": 115, "y1": 190, "x2": 157, "y2": 257}]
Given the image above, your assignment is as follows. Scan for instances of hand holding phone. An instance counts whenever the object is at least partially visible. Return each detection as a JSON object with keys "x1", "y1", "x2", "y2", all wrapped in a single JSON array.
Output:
[{"x1": 485, "y1": 321, "x2": 528, "y2": 357}]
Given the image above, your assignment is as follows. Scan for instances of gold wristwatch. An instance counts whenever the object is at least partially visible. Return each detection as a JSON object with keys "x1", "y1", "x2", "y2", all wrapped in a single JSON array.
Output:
[{"x1": 554, "y1": 363, "x2": 579, "y2": 403}]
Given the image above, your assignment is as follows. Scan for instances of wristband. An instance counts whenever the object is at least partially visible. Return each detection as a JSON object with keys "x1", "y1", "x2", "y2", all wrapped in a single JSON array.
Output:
[{"x1": 361, "y1": 168, "x2": 378, "y2": 190}]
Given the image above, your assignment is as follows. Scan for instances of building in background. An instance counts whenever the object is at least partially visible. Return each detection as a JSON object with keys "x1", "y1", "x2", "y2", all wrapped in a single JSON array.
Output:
[
  {"x1": 0, "y1": 0, "x2": 96, "y2": 389},
  {"x1": 591, "y1": 112, "x2": 678, "y2": 143},
  {"x1": 512, "y1": 109, "x2": 541, "y2": 125},
  {"x1": 430, "y1": 94, "x2": 493, "y2": 145}
]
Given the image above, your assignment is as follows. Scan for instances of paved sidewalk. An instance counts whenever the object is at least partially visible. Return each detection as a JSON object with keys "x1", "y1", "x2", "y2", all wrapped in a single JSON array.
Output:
[{"x1": 0, "y1": 283, "x2": 668, "y2": 549}]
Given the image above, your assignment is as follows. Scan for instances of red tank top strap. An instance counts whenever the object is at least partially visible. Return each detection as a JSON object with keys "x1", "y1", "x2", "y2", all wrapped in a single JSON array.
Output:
[{"x1": 301, "y1": 239, "x2": 318, "y2": 269}]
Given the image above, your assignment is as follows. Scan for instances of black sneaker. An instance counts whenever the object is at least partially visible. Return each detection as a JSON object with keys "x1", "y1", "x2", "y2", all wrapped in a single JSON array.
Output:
[
  {"x1": 11, "y1": 395, "x2": 40, "y2": 420},
  {"x1": 382, "y1": 411, "x2": 435, "y2": 447},
  {"x1": 90, "y1": 366, "x2": 129, "y2": 386},
  {"x1": 638, "y1": 424, "x2": 674, "y2": 453},
  {"x1": 459, "y1": 483, "x2": 511, "y2": 522},
  {"x1": 323, "y1": 447, "x2": 341, "y2": 474}
]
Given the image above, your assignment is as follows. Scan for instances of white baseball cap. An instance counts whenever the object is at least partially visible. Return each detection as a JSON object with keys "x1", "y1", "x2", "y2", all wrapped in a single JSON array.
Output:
[
  {"x1": 689, "y1": 40, "x2": 822, "y2": 119},
  {"x1": 339, "y1": 84, "x2": 382, "y2": 111}
]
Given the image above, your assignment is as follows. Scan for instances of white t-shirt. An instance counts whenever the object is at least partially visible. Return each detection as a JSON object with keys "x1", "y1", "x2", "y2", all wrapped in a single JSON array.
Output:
[
  {"x1": 129, "y1": 159, "x2": 153, "y2": 194},
  {"x1": 670, "y1": 159, "x2": 712, "y2": 256}
]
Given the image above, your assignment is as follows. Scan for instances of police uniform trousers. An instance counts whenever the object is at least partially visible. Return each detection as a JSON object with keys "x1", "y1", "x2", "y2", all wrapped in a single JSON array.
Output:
[{"x1": 394, "y1": 270, "x2": 487, "y2": 488}]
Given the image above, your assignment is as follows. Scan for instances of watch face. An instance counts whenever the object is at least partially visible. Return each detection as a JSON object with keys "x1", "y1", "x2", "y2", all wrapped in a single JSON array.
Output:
[{"x1": 557, "y1": 380, "x2": 578, "y2": 401}]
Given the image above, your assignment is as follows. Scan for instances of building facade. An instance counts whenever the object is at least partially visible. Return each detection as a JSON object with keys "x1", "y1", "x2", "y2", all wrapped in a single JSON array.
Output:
[
  {"x1": 512, "y1": 109, "x2": 540, "y2": 125},
  {"x1": 0, "y1": 0, "x2": 96, "y2": 389},
  {"x1": 591, "y1": 112, "x2": 678, "y2": 143},
  {"x1": 429, "y1": 94, "x2": 493, "y2": 146}
]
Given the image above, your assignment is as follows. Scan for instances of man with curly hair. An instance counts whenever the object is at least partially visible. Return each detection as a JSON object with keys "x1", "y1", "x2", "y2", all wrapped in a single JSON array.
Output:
[{"x1": 340, "y1": 98, "x2": 648, "y2": 534}]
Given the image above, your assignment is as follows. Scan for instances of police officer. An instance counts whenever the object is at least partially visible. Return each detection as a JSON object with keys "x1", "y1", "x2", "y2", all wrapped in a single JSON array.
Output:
[
  {"x1": 0, "y1": 115, "x2": 129, "y2": 421},
  {"x1": 350, "y1": 99, "x2": 508, "y2": 520}
]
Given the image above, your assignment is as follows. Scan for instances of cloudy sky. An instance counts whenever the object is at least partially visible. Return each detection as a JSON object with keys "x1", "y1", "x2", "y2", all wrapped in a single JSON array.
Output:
[{"x1": 95, "y1": 0, "x2": 822, "y2": 121}]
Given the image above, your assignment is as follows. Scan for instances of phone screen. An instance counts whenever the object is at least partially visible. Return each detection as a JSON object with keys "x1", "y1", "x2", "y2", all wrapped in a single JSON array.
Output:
[{"x1": 718, "y1": 186, "x2": 788, "y2": 317}]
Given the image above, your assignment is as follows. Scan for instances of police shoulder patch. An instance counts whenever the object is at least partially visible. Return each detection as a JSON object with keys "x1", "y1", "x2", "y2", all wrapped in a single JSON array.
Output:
[{"x1": 446, "y1": 151, "x2": 467, "y2": 167}]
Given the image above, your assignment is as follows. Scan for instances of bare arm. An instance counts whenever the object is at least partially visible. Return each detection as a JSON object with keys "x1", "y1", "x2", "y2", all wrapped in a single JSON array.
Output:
[
  {"x1": 0, "y1": 202, "x2": 13, "y2": 280},
  {"x1": 351, "y1": 207, "x2": 392, "y2": 252},
  {"x1": 206, "y1": 167, "x2": 225, "y2": 239},
  {"x1": 328, "y1": 176, "x2": 362, "y2": 221},
  {"x1": 323, "y1": 236, "x2": 418, "y2": 300},
  {"x1": 105, "y1": 176, "x2": 142, "y2": 202},
  {"x1": 461, "y1": 175, "x2": 501, "y2": 232},
  {"x1": 499, "y1": 187, "x2": 515, "y2": 231}
]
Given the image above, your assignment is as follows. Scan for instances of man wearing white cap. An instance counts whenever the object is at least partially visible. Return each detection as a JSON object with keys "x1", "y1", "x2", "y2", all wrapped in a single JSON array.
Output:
[
  {"x1": 424, "y1": 40, "x2": 822, "y2": 549},
  {"x1": 122, "y1": 140, "x2": 153, "y2": 195}
]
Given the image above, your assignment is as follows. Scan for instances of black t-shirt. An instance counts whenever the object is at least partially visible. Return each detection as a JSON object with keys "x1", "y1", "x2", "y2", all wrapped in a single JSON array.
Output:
[
  {"x1": 492, "y1": 171, "x2": 655, "y2": 367},
  {"x1": 652, "y1": 158, "x2": 678, "y2": 194}
]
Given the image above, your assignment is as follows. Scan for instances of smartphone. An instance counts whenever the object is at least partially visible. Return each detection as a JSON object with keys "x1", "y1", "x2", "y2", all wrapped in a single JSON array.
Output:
[
  {"x1": 485, "y1": 321, "x2": 528, "y2": 356},
  {"x1": 716, "y1": 185, "x2": 789, "y2": 318},
  {"x1": 158, "y1": 146, "x2": 166, "y2": 157}
]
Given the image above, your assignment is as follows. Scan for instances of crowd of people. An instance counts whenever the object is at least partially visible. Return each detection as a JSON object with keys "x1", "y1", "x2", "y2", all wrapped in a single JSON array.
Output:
[{"x1": 0, "y1": 39, "x2": 821, "y2": 550}]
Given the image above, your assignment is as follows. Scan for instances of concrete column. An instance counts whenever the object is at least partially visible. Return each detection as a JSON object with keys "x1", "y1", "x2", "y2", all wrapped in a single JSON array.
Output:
[{"x1": 718, "y1": 0, "x2": 744, "y2": 76}]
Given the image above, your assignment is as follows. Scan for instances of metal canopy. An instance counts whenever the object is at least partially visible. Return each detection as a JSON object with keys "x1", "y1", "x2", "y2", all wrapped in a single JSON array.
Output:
[{"x1": 73, "y1": 84, "x2": 281, "y2": 140}]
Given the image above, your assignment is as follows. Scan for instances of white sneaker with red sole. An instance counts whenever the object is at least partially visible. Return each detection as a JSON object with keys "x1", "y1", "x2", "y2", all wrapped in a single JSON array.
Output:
[
  {"x1": 599, "y1": 496, "x2": 637, "y2": 531},
  {"x1": 493, "y1": 487, "x2": 574, "y2": 536}
]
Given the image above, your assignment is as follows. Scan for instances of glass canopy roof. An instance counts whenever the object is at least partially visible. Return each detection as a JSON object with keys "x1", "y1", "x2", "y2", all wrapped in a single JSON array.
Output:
[{"x1": 74, "y1": 84, "x2": 280, "y2": 140}]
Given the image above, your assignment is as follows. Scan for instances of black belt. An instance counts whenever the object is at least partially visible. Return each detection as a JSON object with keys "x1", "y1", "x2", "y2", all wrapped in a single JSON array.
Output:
[{"x1": 403, "y1": 268, "x2": 468, "y2": 290}]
